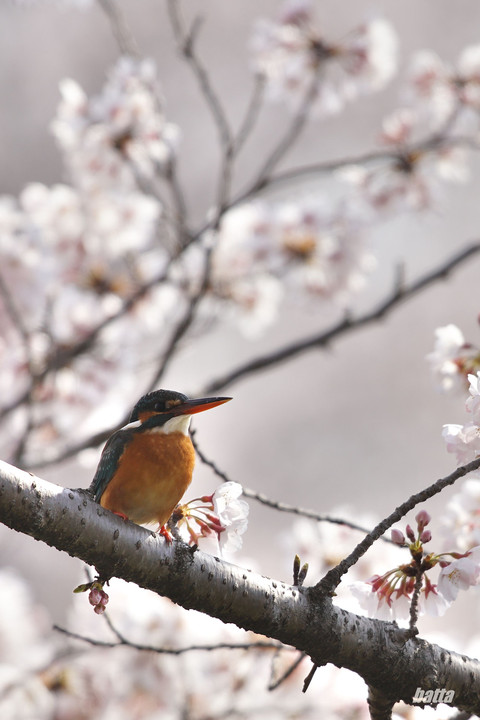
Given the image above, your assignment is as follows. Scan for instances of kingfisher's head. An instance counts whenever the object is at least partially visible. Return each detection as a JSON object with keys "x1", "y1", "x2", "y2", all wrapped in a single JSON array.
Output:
[{"x1": 129, "y1": 389, "x2": 231, "y2": 433}]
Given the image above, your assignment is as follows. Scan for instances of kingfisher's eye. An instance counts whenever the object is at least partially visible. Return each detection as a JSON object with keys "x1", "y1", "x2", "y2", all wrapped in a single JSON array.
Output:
[{"x1": 154, "y1": 402, "x2": 165, "y2": 412}]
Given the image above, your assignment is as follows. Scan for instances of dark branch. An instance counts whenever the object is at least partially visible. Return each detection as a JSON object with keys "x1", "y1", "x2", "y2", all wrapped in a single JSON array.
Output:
[
  {"x1": 54, "y1": 624, "x2": 283, "y2": 655},
  {"x1": 203, "y1": 242, "x2": 480, "y2": 394},
  {"x1": 97, "y1": 0, "x2": 140, "y2": 57},
  {"x1": 191, "y1": 429, "x2": 393, "y2": 540},
  {"x1": 315, "y1": 454, "x2": 480, "y2": 596}
]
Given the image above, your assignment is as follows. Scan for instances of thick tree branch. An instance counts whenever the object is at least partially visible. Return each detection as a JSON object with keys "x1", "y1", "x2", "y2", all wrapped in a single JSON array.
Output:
[{"x1": 0, "y1": 461, "x2": 479, "y2": 714}]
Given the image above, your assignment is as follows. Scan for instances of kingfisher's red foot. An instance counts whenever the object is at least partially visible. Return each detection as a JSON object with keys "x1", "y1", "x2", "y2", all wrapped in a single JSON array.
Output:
[
  {"x1": 112, "y1": 511, "x2": 129, "y2": 521},
  {"x1": 158, "y1": 525, "x2": 173, "y2": 542}
]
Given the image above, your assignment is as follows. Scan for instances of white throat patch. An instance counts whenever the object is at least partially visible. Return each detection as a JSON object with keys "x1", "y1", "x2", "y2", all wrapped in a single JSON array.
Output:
[
  {"x1": 121, "y1": 414, "x2": 192, "y2": 436},
  {"x1": 156, "y1": 414, "x2": 192, "y2": 436}
]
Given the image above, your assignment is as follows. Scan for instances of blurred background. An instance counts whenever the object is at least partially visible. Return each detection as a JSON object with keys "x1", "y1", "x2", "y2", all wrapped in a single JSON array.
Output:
[{"x1": 1, "y1": 0, "x2": 480, "y2": 647}]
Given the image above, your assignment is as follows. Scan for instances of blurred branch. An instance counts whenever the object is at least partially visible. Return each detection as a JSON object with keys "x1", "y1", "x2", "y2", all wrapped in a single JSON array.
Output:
[
  {"x1": 232, "y1": 133, "x2": 480, "y2": 207},
  {"x1": 54, "y1": 624, "x2": 283, "y2": 655},
  {"x1": 247, "y1": 67, "x2": 324, "y2": 193},
  {"x1": 268, "y1": 650, "x2": 306, "y2": 691},
  {"x1": 163, "y1": 157, "x2": 191, "y2": 247},
  {"x1": 167, "y1": 0, "x2": 235, "y2": 216},
  {"x1": 0, "y1": 272, "x2": 40, "y2": 465},
  {"x1": 146, "y1": 243, "x2": 214, "y2": 392},
  {"x1": 233, "y1": 75, "x2": 266, "y2": 156},
  {"x1": 97, "y1": 0, "x2": 140, "y2": 57},
  {"x1": 167, "y1": 0, "x2": 232, "y2": 151},
  {"x1": 0, "y1": 460, "x2": 479, "y2": 714},
  {"x1": 203, "y1": 241, "x2": 480, "y2": 394}
]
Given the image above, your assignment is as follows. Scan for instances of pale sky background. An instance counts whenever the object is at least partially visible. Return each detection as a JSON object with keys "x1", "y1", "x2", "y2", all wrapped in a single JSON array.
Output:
[{"x1": 1, "y1": 0, "x2": 480, "y2": 640}]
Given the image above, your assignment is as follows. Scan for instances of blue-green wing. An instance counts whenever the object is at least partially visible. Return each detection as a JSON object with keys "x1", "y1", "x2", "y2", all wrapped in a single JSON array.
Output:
[{"x1": 88, "y1": 429, "x2": 132, "y2": 502}]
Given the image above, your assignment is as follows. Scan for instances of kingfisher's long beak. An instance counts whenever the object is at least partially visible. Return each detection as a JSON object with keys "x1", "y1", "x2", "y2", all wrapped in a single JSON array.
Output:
[{"x1": 172, "y1": 396, "x2": 232, "y2": 416}]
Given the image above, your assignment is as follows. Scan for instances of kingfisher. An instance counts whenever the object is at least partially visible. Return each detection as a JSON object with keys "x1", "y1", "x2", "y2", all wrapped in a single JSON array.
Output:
[{"x1": 89, "y1": 389, "x2": 231, "y2": 539}]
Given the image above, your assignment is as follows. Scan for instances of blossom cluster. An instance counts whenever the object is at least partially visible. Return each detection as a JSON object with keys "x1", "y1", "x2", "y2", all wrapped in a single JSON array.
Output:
[
  {"x1": 251, "y1": 2, "x2": 478, "y2": 214},
  {"x1": 0, "y1": 57, "x2": 189, "y2": 459},
  {"x1": 428, "y1": 323, "x2": 480, "y2": 393},
  {"x1": 211, "y1": 198, "x2": 375, "y2": 336},
  {"x1": 336, "y1": 38, "x2": 480, "y2": 214},
  {"x1": 442, "y1": 371, "x2": 480, "y2": 464},
  {"x1": 351, "y1": 510, "x2": 480, "y2": 621},
  {"x1": 441, "y1": 476, "x2": 480, "y2": 552},
  {"x1": 408, "y1": 44, "x2": 480, "y2": 128},
  {"x1": 52, "y1": 56, "x2": 179, "y2": 191},
  {"x1": 339, "y1": 64, "x2": 475, "y2": 214},
  {"x1": 340, "y1": 124, "x2": 469, "y2": 213},
  {"x1": 172, "y1": 481, "x2": 249, "y2": 557},
  {"x1": 251, "y1": 1, "x2": 398, "y2": 115}
]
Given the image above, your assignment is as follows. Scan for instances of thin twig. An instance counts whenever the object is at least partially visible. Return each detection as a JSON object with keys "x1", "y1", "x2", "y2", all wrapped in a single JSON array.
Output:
[
  {"x1": 248, "y1": 66, "x2": 323, "y2": 193},
  {"x1": 145, "y1": 244, "x2": 214, "y2": 393},
  {"x1": 228, "y1": 132, "x2": 480, "y2": 212},
  {"x1": 268, "y1": 650, "x2": 306, "y2": 691},
  {"x1": 97, "y1": 0, "x2": 140, "y2": 57},
  {"x1": 190, "y1": 429, "x2": 394, "y2": 540},
  {"x1": 233, "y1": 75, "x2": 266, "y2": 156},
  {"x1": 315, "y1": 454, "x2": 480, "y2": 597},
  {"x1": 167, "y1": 0, "x2": 232, "y2": 152},
  {"x1": 164, "y1": 158, "x2": 191, "y2": 247},
  {"x1": 166, "y1": 0, "x2": 235, "y2": 218},
  {"x1": 252, "y1": 126, "x2": 480, "y2": 195},
  {"x1": 54, "y1": 624, "x2": 283, "y2": 655},
  {"x1": 0, "y1": 272, "x2": 40, "y2": 464},
  {"x1": 302, "y1": 662, "x2": 319, "y2": 693}
]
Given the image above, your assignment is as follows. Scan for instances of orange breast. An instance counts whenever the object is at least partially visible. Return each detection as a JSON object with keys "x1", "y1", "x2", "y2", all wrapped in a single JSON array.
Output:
[{"x1": 100, "y1": 431, "x2": 195, "y2": 527}]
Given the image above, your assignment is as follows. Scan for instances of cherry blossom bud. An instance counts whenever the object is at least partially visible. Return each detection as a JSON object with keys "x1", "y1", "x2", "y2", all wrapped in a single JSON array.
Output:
[
  {"x1": 405, "y1": 524, "x2": 415, "y2": 542},
  {"x1": 89, "y1": 587, "x2": 103, "y2": 606},
  {"x1": 200, "y1": 494, "x2": 214, "y2": 504},
  {"x1": 420, "y1": 530, "x2": 432, "y2": 544},
  {"x1": 391, "y1": 529, "x2": 405, "y2": 545},
  {"x1": 415, "y1": 510, "x2": 431, "y2": 530}
]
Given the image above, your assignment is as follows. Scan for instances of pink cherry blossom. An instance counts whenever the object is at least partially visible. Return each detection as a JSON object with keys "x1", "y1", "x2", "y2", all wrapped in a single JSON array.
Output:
[
  {"x1": 466, "y1": 372, "x2": 480, "y2": 424},
  {"x1": 438, "y1": 546, "x2": 480, "y2": 602},
  {"x1": 427, "y1": 324, "x2": 476, "y2": 393},
  {"x1": 442, "y1": 422, "x2": 480, "y2": 464}
]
